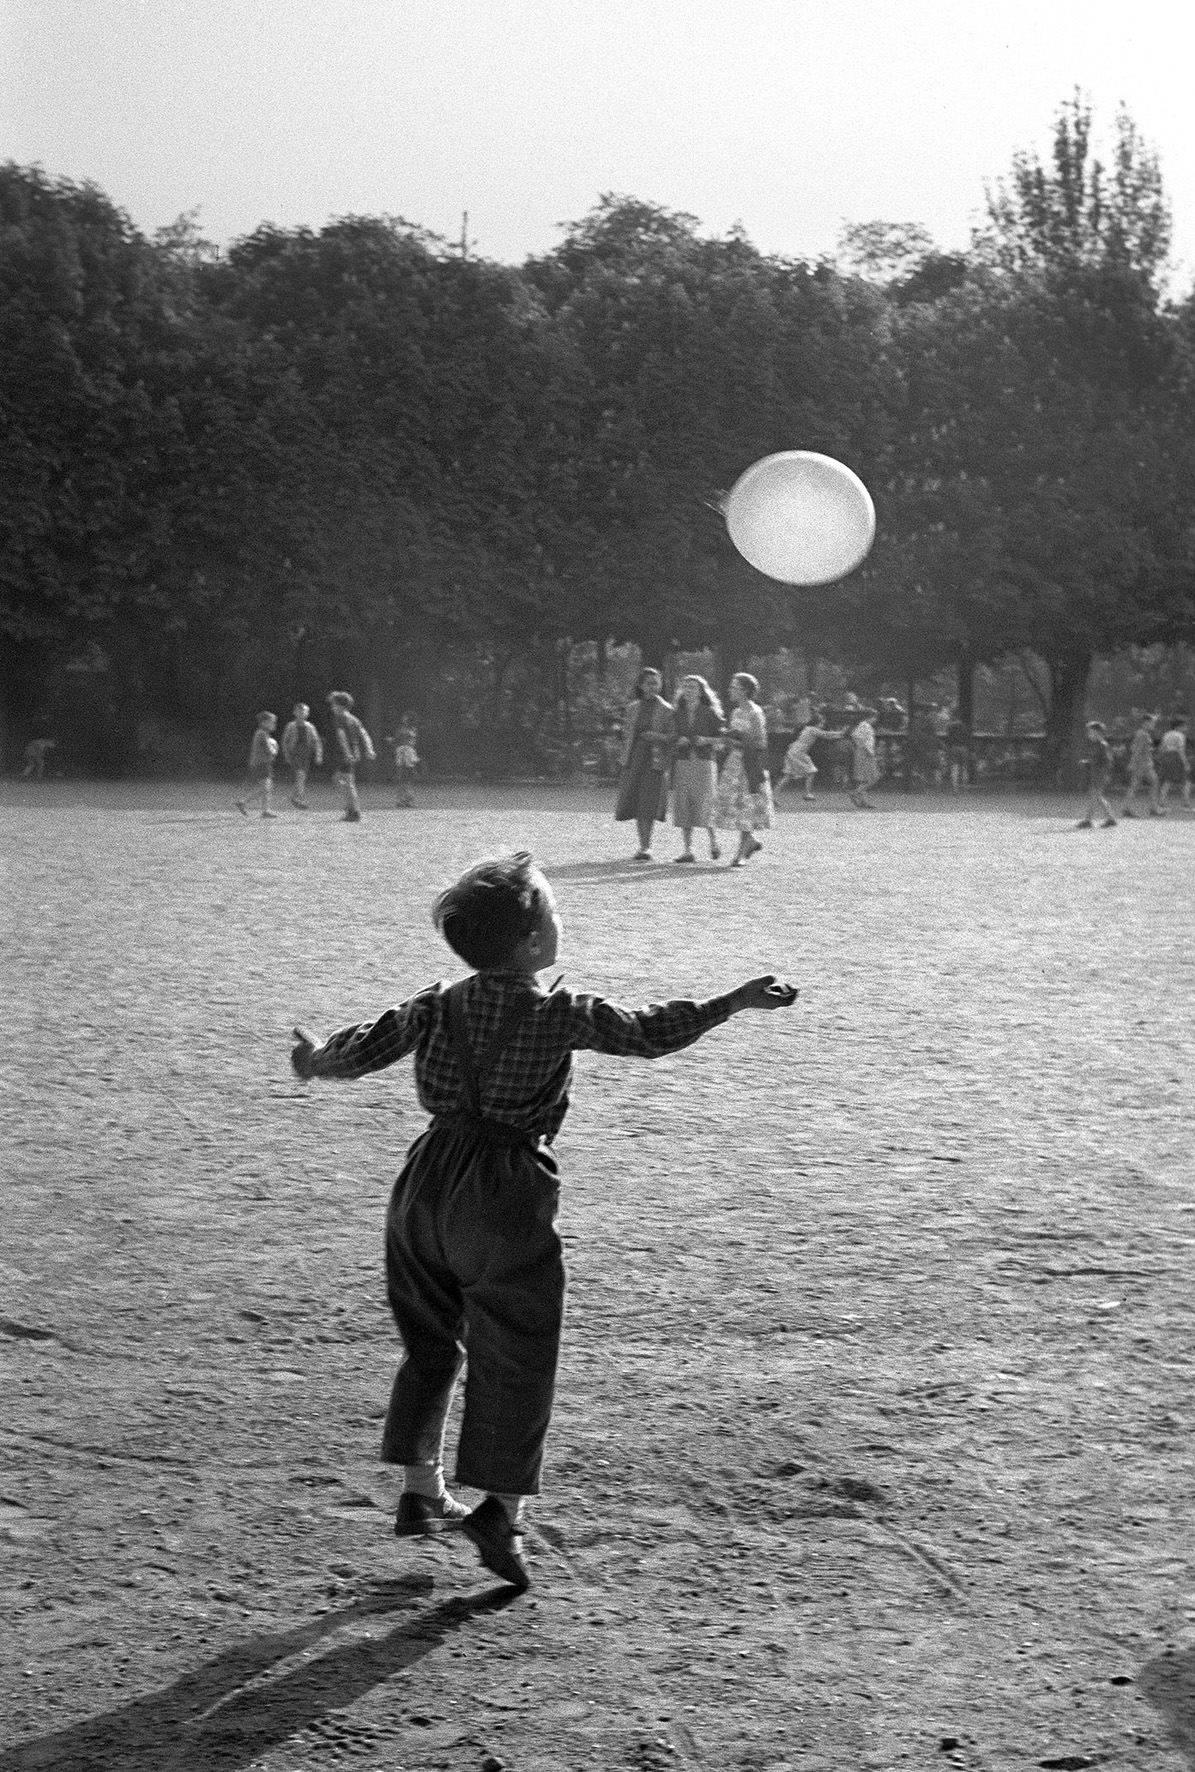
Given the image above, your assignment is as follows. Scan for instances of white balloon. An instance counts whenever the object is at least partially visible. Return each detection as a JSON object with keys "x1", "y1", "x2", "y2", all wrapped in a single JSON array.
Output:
[{"x1": 724, "y1": 451, "x2": 876, "y2": 585}]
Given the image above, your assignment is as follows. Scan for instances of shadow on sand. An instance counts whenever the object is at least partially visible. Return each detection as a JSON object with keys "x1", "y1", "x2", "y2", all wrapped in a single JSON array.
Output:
[
  {"x1": 1140, "y1": 1646, "x2": 1195, "y2": 1768},
  {"x1": 545, "y1": 855, "x2": 732, "y2": 884},
  {"x1": 0, "y1": 1576, "x2": 519, "y2": 1772}
]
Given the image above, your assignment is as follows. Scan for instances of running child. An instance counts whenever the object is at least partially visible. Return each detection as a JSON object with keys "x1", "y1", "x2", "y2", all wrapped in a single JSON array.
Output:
[
  {"x1": 281, "y1": 702, "x2": 323, "y2": 808},
  {"x1": 1077, "y1": 720, "x2": 1117, "y2": 829},
  {"x1": 291, "y1": 851, "x2": 797, "y2": 1590},
  {"x1": 326, "y1": 691, "x2": 376, "y2": 822},
  {"x1": 775, "y1": 708, "x2": 845, "y2": 803},
  {"x1": 236, "y1": 711, "x2": 279, "y2": 818}
]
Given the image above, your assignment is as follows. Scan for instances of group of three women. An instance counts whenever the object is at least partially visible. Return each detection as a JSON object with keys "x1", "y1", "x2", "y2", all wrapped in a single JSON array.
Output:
[{"x1": 614, "y1": 668, "x2": 775, "y2": 868}]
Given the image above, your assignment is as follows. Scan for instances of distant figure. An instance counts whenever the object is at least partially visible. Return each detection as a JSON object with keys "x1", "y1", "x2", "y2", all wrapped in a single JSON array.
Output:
[
  {"x1": 236, "y1": 712, "x2": 279, "y2": 818},
  {"x1": 776, "y1": 708, "x2": 846, "y2": 803},
  {"x1": 392, "y1": 714, "x2": 420, "y2": 808},
  {"x1": 281, "y1": 702, "x2": 323, "y2": 808},
  {"x1": 714, "y1": 672, "x2": 774, "y2": 866},
  {"x1": 614, "y1": 667, "x2": 674, "y2": 860},
  {"x1": 946, "y1": 715, "x2": 972, "y2": 793},
  {"x1": 670, "y1": 674, "x2": 724, "y2": 862},
  {"x1": 1120, "y1": 714, "x2": 1160, "y2": 818},
  {"x1": 20, "y1": 737, "x2": 56, "y2": 779},
  {"x1": 327, "y1": 691, "x2": 376, "y2": 823},
  {"x1": 1156, "y1": 716, "x2": 1191, "y2": 812},
  {"x1": 849, "y1": 711, "x2": 881, "y2": 808},
  {"x1": 1076, "y1": 720, "x2": 1117, "y2": 829}
]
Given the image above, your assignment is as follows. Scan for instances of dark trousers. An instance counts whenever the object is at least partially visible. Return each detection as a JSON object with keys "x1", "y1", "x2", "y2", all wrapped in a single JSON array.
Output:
[{"x1": 380, "y1": 1119, "x2": 565, "y2": 1495}]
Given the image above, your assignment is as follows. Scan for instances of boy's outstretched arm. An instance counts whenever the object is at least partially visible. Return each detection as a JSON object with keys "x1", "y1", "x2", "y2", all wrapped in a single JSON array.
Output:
[
  {"x1": 568, "y1": 973, "x2": 797, "y2": 1060},
  {"x1": 290, "y1": 989, "x2": 435, "y2": 1082},
  {"x1": 734, "y1": 975, "x2": 799, "y2": 1011},
  {"x1": 291, "y1": 1026, "x2": 321, "y2": 1079}
]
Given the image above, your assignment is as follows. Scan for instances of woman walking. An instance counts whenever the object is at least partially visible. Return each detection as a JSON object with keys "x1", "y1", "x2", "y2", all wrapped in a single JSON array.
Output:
[
  {"x1": 614, "y1": 667, "x2": 675, "y2": 860},
  {"x1": 714, "y1": 672, "x2": 775, "y2": 866},
  {"x1": 670, "y1": 675, "x2": 725, "y2": 862}
]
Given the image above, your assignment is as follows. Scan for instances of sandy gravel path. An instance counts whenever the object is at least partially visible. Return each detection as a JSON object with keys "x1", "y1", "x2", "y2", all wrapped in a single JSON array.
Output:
[{"x1": 2, "y1": 781, "x2": 1193, "y2": 1771}]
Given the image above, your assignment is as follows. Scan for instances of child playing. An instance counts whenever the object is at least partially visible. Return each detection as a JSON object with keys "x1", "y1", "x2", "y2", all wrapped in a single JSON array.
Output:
[
  {"x1": 1077, "y1": 720, "x2": 1117, "y2": 829},
  {"x1": 281, "y1": 702, "x2": 324, "y2": 809},
  {"x1": 775, "y1": 709, "x2": 845, "y2": 802},
  {"x1": 326, "y1": 691, "x2": 376, "y2": 822},
  {"x1": 291, "y1": 851, "x2": 797, "y2": 1590},
  {"x1": 393, "y1": 715, "x2": 419, "y2": 808},
  {"x1": 236, "y1": 711, "x2": 279, "y2": 818}
]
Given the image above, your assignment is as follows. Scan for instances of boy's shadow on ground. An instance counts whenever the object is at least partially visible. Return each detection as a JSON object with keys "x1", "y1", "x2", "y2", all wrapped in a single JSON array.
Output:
[
  {"x1": 546, "y1": 857, "x2": 731, "y2": 885},
  {"x1": 0, "y1": 1576, "x2": 517, "y2": 1772},
  {"x1": 1140, "y1": 1647, "x2": 1195, "y2": 1767}
]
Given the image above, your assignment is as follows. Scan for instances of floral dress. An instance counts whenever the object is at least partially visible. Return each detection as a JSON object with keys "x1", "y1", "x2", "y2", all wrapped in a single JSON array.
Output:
[{"x1": 713, "y1": 704, "x2": 774, "y2": 832}]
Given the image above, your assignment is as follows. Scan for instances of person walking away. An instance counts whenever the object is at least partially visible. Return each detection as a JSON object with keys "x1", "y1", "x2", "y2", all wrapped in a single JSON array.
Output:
[
  {"x1": 1120, "y1": 714, "x2": 1161, "y2": 818},
  {"x1": 327, "y1": 691, "x2": 376, "y2": 822},
  {"x1": 849, "y1": 711, "x2": 881, "y2": 808},
  {"x1": 1156, "y1": 717, "x2": 1192, "y2": 813},
  {"x1": 776, "y1": 708, "x2": 846, "y2": 802},
  {"x1": 236, "y1": 712, "x2": 279, "y2": 818},
  {"x1": 714, "y1": 672, "x2": 775, "y2": 865},
  {"x1": 281, "y1": 702, "x2": 323, "y2": 808},
  {"x1": 614, "y1": 667, "x2": 674, "y2": 860},
  {"x1": 670, "y1": 675, "x2": 724, "y2": 861},
  {"x1": 1077, "y1": 721, "x2": 1117, "y2": 828},
  {"x1": 291, "y1": 851, "x2": 798, "y2": 1589}
]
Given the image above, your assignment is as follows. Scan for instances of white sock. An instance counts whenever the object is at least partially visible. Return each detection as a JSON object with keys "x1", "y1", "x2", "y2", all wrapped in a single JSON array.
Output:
[
  {"x1": 403, "y1": 1462, "x2": 446, "y2": 1500},
  {"x1": 491, "y1": 1492, "x2": 525, "y2": 1526}
]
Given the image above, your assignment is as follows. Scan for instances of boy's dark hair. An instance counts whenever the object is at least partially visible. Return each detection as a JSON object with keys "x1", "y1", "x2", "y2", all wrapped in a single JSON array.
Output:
[{"x1": 433, "y1": 851, "x2": 548, "y2": 970}]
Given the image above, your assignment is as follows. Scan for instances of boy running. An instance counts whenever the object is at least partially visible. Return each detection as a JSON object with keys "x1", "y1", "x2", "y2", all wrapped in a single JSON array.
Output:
[{"x1": 291, "y1": 851, "x2": 797, "y2": 1590}]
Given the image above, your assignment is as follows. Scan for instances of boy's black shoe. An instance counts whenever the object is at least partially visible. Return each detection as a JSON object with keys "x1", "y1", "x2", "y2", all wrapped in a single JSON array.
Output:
[
  {"x1": 394, "y1": 1491, "x2": 469, "y2": 1537},
  {"x1": 462, "y1": 1497, "x2": 531, "y2": 1590}
]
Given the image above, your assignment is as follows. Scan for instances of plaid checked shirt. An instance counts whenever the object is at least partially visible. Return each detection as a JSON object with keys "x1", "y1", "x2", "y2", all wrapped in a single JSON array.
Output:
[{"x1": 305, "y1": 971, "x2": 739, "y2": 1142}]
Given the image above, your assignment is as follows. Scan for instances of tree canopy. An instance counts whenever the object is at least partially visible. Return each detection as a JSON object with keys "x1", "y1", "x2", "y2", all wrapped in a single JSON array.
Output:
[{"x1": 2, "y1": 94, "x2": 1192, "y2": 772}]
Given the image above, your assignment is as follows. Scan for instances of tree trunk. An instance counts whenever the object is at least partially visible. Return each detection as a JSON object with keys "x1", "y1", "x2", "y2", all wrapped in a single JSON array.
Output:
[
  {"x1": 956, "y1": 652, "x2": 975, "y2": 730},
  {"x1": 559, "y1": 640, "x2": 573, "y2": 745},
  {"x1": 1043, "y1": 649, "x2": 1092, "y2": 785}
]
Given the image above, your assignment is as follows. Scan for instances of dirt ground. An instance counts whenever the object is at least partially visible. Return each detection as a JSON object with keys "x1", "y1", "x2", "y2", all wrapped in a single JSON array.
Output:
[{"x1": 2, "y1": 778, "x2": 1193, "y2": 1772}]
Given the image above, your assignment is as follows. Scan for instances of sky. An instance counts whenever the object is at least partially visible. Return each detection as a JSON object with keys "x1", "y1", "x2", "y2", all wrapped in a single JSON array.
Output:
[{"x1": 3, "y1": 0, "x2": 1194, "y2": 287}]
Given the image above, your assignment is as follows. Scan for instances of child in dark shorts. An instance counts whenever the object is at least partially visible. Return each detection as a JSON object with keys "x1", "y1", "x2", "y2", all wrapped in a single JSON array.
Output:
[
  {"x1": 291, "y1": 851, "x2": 797, "y2": 1589},
  {"x1": 1077, "y1": 720, "x2": 1117, "y2": 829}
]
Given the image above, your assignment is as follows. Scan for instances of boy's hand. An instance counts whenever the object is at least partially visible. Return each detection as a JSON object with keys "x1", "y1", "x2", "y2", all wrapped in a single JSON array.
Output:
[
  {"x1": 734, "y1": 975, "x2": 799, "y2": 1012},
  {"x1": 291, "y1": 1026, "x2": 321, "y2": 1079}
]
